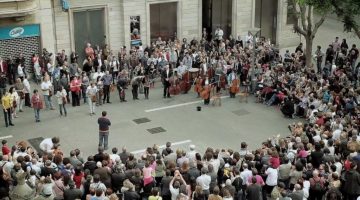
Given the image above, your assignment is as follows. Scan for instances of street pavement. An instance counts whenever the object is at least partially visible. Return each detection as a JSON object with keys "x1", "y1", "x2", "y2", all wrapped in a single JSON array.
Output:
[{"x1": 0, "y1": 82, "x2": 297, "y2": 157}]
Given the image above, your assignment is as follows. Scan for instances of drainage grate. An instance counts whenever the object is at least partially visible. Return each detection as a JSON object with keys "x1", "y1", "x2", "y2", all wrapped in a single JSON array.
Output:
[
  {"x1": 133, "y1": 117, "x2": 151, "y2": 124},
  {"x1": 27, "y1": 137, "x2": 44, "y2": 154},
  {"x1": 147, "y1": 127, "x2": 166, "y2": 134},
  {"x1": 232, "y1": 109, "x2": 250, "y2": 116}
]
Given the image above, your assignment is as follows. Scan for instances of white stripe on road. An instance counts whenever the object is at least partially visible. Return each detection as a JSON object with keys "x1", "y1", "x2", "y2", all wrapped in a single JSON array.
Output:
[
  {"x1": 145, "y1": 95, "x2": 234, "y2": 112},
  {"x1": 131, "y1": 139, "x2": 192, "y2": 154},
  {"x1": 0, "y1": 135, "x2": 13, "y2": 140}
]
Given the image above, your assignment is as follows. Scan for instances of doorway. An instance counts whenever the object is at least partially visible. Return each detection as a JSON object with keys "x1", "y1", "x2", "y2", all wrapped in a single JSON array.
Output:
[
  {"x1": 150, "y1": 2, "x2": 177, "y2": 42},
  {"x1": 255, "y1": 0, "x2": 278, "y2": 44},
  {"x1": 202, "y1": 0, "x2": 232, "y2": 40},
  {"x1": 73, "y1": 9, "x2": 105, "y2": 65}
]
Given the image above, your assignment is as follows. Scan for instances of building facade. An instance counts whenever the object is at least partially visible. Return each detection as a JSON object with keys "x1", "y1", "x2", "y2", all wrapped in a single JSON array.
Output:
[{"x1": 0, "y1": 0, "x2": 299, "y2": 64}]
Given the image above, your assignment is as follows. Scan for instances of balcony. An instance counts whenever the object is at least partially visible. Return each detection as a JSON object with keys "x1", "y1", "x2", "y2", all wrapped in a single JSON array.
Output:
[{"x1": 0, "y1": 0, "x2": 39, "y2": 18}]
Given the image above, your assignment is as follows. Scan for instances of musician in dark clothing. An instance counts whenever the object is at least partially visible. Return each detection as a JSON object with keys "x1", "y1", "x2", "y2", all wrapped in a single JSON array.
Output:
[
  {"x1": 161, "y1": 65, "x2": 172, "y2": 98},
  {"x1": 281, "y1": 97, "x2": 295, "y2": 118},
  {"x1": 7, "y1": 56, "x2": 16, "y2": 84}
]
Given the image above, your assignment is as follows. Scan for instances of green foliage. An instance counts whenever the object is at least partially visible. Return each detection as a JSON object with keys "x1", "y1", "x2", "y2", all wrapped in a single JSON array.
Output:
[
  {"x1": 333, "y1": 0, "x2": 360, "y2": 33},
  {"x1": 295, "y1": 0, "x2": 333, "y2": 14}
]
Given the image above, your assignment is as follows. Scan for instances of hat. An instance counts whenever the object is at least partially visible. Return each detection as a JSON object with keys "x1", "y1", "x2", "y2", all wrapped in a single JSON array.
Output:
[{"x1": 189, "y1": 144, "x2": 195, "y2": 150}]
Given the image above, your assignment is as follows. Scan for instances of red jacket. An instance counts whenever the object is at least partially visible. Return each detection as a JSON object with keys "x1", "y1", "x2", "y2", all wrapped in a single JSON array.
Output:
[{"x1": 31, "y1": 94, "x2": 43, "y2": 109}]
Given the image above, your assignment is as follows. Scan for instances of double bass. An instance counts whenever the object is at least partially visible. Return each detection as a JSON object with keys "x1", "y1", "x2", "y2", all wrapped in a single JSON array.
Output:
[
  {"x1": 179, "y1": 71, "x2": 191, "y2": 93},
  {"x1": 169, "y1": 75, "x2": 181, "y2": 95}
]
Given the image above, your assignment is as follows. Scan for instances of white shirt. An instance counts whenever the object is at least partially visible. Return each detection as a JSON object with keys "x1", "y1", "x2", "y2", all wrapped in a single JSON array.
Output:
[
  {"x1": 265, "y1": 167, "x2": 278, "y2": 186},
  {"x1": 23, "y1": 79, "x2": 31, "y2": 93},
  {"x1": 86, "y1": 86, "x2": 98, "y2": 96},
  {"x1": 39, "y1": 138, "x2": 54, "y2": 153},
  {"x1": 169, "y1": 185, "x2": 179, "y2": 200},
  {"x1": 110, "y1": 153, "x2": 120, "y2": 163},
  {"x1": 41, "y1": 81, "x2": 52, "y2": 96},
  {"x1": 240, "y1": 169, "x2": 252, "y2": 185},
  {"x1": 196, "y1": 174, "x2": 211, "y2": 190},
  {"x1": 17, "y1": 65, "x2": 24, "y2": 77}
]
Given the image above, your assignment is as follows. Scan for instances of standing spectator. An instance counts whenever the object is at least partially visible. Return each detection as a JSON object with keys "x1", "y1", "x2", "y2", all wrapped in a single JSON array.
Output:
[
  {"x1": 314, "y1": 46, "x2": 324, "y2": 74},
  {"x1": 31, "y1": 89, "x2": 43, "y2": 123},
  {"x1": 1, "y1": 90, "x2": 14, "y2": 127},
  {"x1": 246, "y1": 177, "x2": 262, "y2": 200},
  {"x1": 9, "y1": 87, "x2": 19, "y2": 119},
  {"x1": 81, "y1": 73, "x2": 90, "y2": 104},
  {"x1": 70, "y1": 76, "x2": 81, "y2": 107},
  {"x1": 265, "y1": 165, "x2": 278, "y2": 195},
  {"x1": 196, "y1": 167, "x2": 211, "y2": 198},
  {"x1": 63, "y1": 180, "x2": 82, "y2": 200},
  {"x1": 98, "y1": 111, "x2": 111, "y2": 150},
  {"x1": 101, "y1": 71, "x2": 112, "y2": 104},
  {"x1": 41, "y1": 75, "x2": 54, "y2": 110},
  {"x1": 310, "y1": 143, "x2": 324, "y2": 169},
  {"x1": 14, "y1": 78, "x2": 25, "y2": 112},
  {"x1": 55, "y1": 86, "x2": 67, "y2": 117},
  {"x1": 86, "y1": 82, "x2": 98, "y2": 116},
  {"x1": 17, "y1": 62, "x2": 25, "y2": 82},
  {"x1": 309, "y1": 170, "x2": 325, "y2": 200},
  {"x1": 343, "y1": 163, "x2": 360, "y2": 200}
]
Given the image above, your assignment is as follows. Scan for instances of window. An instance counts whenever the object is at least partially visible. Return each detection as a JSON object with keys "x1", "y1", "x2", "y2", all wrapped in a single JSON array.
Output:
[{"x1": 287, "y1": 0, "x2": 297, "y2": 25}]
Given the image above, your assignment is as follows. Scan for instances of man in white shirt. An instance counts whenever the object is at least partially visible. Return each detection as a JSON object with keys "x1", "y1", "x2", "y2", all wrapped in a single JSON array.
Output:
[
  {"x1": 110, "y1": 147, "x2": 120, "y2": 163},
  {"x1": 196, "y1": 167, "x2": 211, "y2": 195},
  {"x1": 39, "y1": 137, "x2": 60, "y2": 154},
  {"x1": 41, "y1": 76, "x2": 54, "y2": 110},
  {"x1": 240, "y1": 163, "x2": 252, "y2": 185},
  {"x1": 186, "y1": 144, "x2": 197, "y2": 162},
  {"x1": 177, "y1": 62, "x2": 187, "y2": 78},
  {"x1": 215, "y1": 27, "x2": 224, "y2": 41},
  {"x1": 86, "y1": 82, "x2": 98, "y2": 115},
  {"x1": 23, "y1": 77, "x2": 31, "y2": 107}
]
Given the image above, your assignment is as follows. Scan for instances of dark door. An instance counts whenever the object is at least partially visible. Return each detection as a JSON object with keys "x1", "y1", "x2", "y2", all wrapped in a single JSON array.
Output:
[
  {"x1": 73, "y1": 9, "x2": 105, "y2": 65},
  {"x1": 255, "y1": 0, "x2": 278, "y2": 44},
  {"x1": 202, "y1": 0, "x2": 232, "y2": 40},
  {"x1": 150, "y1": 3, "x2": 177, "y2": 42}
]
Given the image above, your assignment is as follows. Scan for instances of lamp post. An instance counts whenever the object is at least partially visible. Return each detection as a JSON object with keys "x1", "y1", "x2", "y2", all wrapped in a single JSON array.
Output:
[{"x1": 248, "y1": 27, "x2": 261, "y2": 94}]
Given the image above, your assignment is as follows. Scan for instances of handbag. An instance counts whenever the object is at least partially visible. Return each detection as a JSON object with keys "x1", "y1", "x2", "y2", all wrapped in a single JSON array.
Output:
[
  {"x1": 62, "y1": 96, "x2": 67, "y2": 104},
  {"x1": 91, "y1": 95, "x2": 97, "y2": 102},
  {"x1": 139, "y1": 83, "x2": 144, "y2": 94},
  {"x1": 12, "y1": 100, "x2": 17, "y2": 108},
  {"x1": 19, "y1": 91, "x2": 25, "y2": 99}
]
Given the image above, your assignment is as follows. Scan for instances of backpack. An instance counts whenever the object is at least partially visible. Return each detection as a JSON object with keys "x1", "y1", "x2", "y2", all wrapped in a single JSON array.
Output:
[{"x1": 311, "y1": 178, "x2": 324, "y2": 191}]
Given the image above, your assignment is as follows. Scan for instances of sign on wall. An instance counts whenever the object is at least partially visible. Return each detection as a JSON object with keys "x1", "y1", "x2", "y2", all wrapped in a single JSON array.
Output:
[
  {"x1": 130, "y1": 16, "x2": 141, "y2": 46},
  {"x1": 0, "y1": 24, "x2": 40, "y2": 40}
]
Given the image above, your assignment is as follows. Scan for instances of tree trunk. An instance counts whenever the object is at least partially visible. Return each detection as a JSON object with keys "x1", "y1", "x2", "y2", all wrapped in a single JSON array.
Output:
[{"x1": 305, "y1": 36, "x2": 313, "y2": 69}]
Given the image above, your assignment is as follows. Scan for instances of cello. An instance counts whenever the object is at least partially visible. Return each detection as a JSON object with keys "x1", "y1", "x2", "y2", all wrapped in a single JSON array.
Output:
[
  {"x1": 194, "y1": 75, "x2": 203, "y2": 96},
  {"x1": 229, "y1": 77, "x2": 240, "y2": 98}
]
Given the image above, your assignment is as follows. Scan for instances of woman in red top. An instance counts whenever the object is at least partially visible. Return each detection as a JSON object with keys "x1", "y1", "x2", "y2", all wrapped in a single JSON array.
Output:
[
  {"x1": 70, "y1": 76, "x2": 81, "y2": 107},
  {"x1": 269, "y1": 151, "x2": 280, "y2": 169},
  {"x1": 31, "y1": 89, "x2": 43, "y2": 123},
  {"x1": 72, "y1": 167, "x2": 84, "y2": 189}
]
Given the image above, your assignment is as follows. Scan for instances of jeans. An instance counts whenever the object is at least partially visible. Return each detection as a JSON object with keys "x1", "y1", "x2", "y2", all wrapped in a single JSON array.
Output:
[
  {"x1": 99, "y1": 133, "x2": 109, "y2": 149},
  {"x1": 43, "y1": 95, "x2": 53, "y2": 109},
  {"x1": 103, "y1": 85, "x2": 110, "y2": 103},
  {"x1": 132, "y1": 84, "x2": 138, "y2": 99},
  {"x1": 144, "y1": 87, "x2": 149, "y2": 99},
  {"x1": 316, "y1": 61, "x2": 322, "y2": 74},
  {"x1": 25, "y1": 93, "x2": 31, "y2": 107},
  {"x1": 71, "y1": 91, "x2": 80, "y2": 106},
  {"x1": 59, "y1": 104, "x2": 67, "y2": 116},
  {"x1": 34, "y1": 108, "x2": 40, "y2": 121},
  {"x1": 82, "y1": 86, "x2": 88, "y2": 103},
  {"x1": 88, "y1": 97, "x2": 96, "y2": 114},
  {"x1": 3, "y1": 108, "x2": 12, "y2": 126}
]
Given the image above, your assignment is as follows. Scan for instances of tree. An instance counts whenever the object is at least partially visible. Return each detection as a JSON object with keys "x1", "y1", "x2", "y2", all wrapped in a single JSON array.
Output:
[
  {"x1": 332, "y1": 0, "x2": 360, "y2": 39},
  {"x1": 290, "y1": 0, "x2": 332, "y2": 68}
]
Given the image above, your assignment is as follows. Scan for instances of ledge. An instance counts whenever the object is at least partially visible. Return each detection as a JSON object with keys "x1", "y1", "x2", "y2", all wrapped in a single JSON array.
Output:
[{"x1": 0, "y1": 0, "x2": 38, "y2": 18}]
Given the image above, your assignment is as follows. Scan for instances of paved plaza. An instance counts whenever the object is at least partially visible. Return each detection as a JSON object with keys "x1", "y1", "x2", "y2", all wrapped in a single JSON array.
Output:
[{"x1": 0, "y1": 83, "x2": 297, "y2": 157}]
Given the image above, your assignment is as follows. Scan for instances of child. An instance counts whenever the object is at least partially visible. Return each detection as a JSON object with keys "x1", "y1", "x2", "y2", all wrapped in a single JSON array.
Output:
[
  {"x1": 2, "y1": 140, "x2": 11, "y2": 156},
  {"x1": 55, "y1": 86, "x2": 67, "y2": 117}
]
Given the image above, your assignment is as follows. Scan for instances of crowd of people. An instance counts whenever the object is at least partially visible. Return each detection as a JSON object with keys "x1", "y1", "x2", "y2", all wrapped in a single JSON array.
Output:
[{"x1": 0, "y1": 27, "x2": 360, "y2": 200}]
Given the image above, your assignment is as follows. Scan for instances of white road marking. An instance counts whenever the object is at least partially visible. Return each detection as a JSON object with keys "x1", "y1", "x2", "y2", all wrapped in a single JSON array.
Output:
[
  {"x1": 131, "y1": 139, "x2": 192, "y2": 154},
  {"x1": 145, "y1": 95, "x2": 233, "y2": 112},
  {"x1": 0, "y1": 135, "x2": 13, "y2": 140}
]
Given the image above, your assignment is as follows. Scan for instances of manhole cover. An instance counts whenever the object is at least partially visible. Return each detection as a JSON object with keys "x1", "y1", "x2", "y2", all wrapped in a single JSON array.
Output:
[
  {"x1": 27, "y1": 137, "x2": 44, "y2": 154},
  {"x1": 133, "y1": 117, "x2": 151, "y2": 124},
  {"x1": 147, "y1": 127, "x2": 166, "y2": 134},
  {"x1": 232, "y1": 109, "x2": 250, "y2": 116}
]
